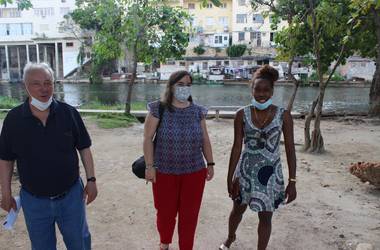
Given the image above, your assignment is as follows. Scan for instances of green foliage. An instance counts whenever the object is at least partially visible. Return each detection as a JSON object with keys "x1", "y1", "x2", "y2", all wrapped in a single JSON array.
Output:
[
  {"x1": 93, "y1": 113, "x2": 138, "y2": 129},
  {"x1": 349, "y1": 0, "x2": 380, "y2": 59},
  {"x1": 331, "y1": 72, "x2": 345, "y2": 81},
  {"x1": 193, "y1": 45, "x2": 206, "y2": 55},
  {"x1": 71, "y1": 0, "x2": 123, "y2": 84},
  {"x1": 227, "y1": 44, "x2": 247, "y2": 57},
  {"x1": 123, "y1": 2, "x2": 191, "y2": 64},
  {"x1": 80, "y1": 100, "x2": 147, "y2": 110},
  {"x1": 200, "y1": 0, "x2": 222, "y2": 7},
  {"x1": 262, "y1": 0, "x2": 358, "y2": 77},
  {"x1": 0, "y1": 96, "x2": 20, "y2": 109},
  {"x1": 0, "y1": 112, "x2": 7, "y2": 119},
  {"x1": 71, "y1": 0, "x2": 190, "y2": 85},
  {"x1": 0, "y1": 0, "x2": 32, "y2": 9}
]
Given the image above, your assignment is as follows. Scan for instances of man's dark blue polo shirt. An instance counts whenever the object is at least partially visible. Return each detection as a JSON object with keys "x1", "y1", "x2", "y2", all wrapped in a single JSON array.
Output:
[{"x1": 0, "y1": 99, "x2": 91, "y2": 197}]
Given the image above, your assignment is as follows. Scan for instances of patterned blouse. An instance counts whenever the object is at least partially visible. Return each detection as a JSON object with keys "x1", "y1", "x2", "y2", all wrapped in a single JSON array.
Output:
[{"x1": 148, "y1": 100, "x2": 207, "y2": 175}]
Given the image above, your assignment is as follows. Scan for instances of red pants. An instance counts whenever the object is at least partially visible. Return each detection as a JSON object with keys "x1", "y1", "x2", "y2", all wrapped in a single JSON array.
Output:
[{"x1": 152, "y1": 168, "x2": 207, "y2": 250}]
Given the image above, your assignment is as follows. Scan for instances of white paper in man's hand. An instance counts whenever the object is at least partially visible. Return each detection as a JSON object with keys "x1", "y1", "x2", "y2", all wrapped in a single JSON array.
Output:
[{"x1": 2, "y1": 196, "x2": 21, "y2": 230}]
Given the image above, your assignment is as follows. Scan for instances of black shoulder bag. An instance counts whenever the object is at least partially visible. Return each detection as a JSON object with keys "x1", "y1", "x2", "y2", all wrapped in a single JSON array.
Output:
[{"x1": 132, "y1": 102, "x2": 165, "y2": 179}]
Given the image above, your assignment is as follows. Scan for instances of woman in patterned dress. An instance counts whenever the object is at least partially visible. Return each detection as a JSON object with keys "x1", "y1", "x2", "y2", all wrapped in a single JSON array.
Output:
[
  {"x1": 220, "y1": 65, "x2": 297, "y2": 250},
  {"x1": 144, "y1": 70, "x2": 215, "y2": 250}
]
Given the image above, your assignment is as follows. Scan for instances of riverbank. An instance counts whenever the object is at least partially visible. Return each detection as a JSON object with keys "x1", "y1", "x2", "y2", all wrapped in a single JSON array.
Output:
[
  {"x1": 0, "y1": 117, "x2": 379, "y2": 250},
  {"x1": 57, "y1": 78, "x2": 370, "y2": 87},
  {"x1": 1, "y1": 78, "x2": 370, "y2": 88}
]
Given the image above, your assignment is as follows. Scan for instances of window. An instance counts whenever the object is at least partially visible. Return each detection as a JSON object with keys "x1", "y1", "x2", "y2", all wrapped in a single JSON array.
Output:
[
  {"x1": 224, "y1": 61, "x2": 229, "y2": 66},
  {"x1": 60, "y1": 7, "x2": 70, "y2": 15},
  {"x1": 236, "y1": 14, "x2": 247, "y2": 24},
  {"x1": 66, "y1": 42, "x2": 74, "y2": 47},
  {"x1": 22, "y1": 23, "x2": 32, "y2": 35},
  {"x1": 202, "y1": 62, "x2": 208, "y2": 70},
  {"x1": 270, "y1": 32, "x2": 275, "y2": 42},
  {"x1": 219, "y1": 17, "x2": 228, "y2": 26},
  {"x1": 207, "y1": 3, "x2": 213, "y2": 8},
  {"x1": 206, "y1": 17, "x2": 214, "y2": 26},
  {"x1": 215, "y1": 35, "x2": 223, "y2": 44},
  {"x1": 0, "y1": 24, "x2": 7, "y2": 36},
  {"x1": 238, "y1": 0, "x2": 245, "y2": 6},
  {"x1": 252, "y1": 14, "x2": 264, "y2": 24},
  {"x1": 216, "y1": 61, "x2": 222, "y2": 66},
  {"x1": 0, "y1": 23, "x2": 32, "y2": 36},
  {"x1": 238, "y1": 32, "x2": 245, "y2": 41},
  {"x1": 220, "y1": 3, "x2": 227, "y2": 8},
  {"x1": 0, "y1": 8, "x2": 21, "y2": 18},
  {"x1": 188, "y1": 3, "x2": 195, "y2": 9},
  {"x1": 34, "y1": 8, "x2": 54, "y2": 17},
  {"x1": 250, "y1": 32, "x2": 261, "y2": 40}
]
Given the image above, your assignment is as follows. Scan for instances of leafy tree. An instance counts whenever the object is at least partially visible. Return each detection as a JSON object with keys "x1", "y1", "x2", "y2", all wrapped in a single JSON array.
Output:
[
  {"x1": 71, "y1": 0, "x2": 123, "y2": 84},
  {"x1": 302, "y1": 0, "x2": 360, "y2": 153},
  {"x1": 227, "y1": 44, "x2": 247, "y2": 57},
  {"x1": 350, "y1": 0, "x2": 380, "y2": 116},
  {"x1": 193, "y1": 45, "x2": 206, "y2": 55},
  {"x1": 251, "y1": 0, "x2": 309, "y2": 111},
  {"x1": 0, "y1": 0, "x2": 32, "y2": 9},
  {"x1": 71, "y1": 0, "x2": 191, "y2": 113},
  {"x1": 253, "y1": 0, "x2": 359, "y2": 153}
]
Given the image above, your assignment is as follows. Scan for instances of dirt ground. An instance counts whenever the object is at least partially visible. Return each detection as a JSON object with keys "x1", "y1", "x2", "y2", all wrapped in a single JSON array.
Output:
[{"x1": 0, "y1": 117, "x2": 380, "y2": 250}]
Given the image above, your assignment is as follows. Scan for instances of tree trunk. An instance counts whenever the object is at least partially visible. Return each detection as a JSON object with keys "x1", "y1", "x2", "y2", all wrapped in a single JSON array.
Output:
[
  {"x1": 310, "y1": 84, "x2": 326, "y2": 153},
  {"x1": 303, "y1": 95, "x2": 318, "y2": 151},
  {"x1": 125, "y1": 44, "x2": 137, "y2": 114},
  {"x1": 369, "y1": 8, "x2": 380, "y2": 116},
  {"x1": 287, "y1": 57, "x2": 300, "y2": 111}
]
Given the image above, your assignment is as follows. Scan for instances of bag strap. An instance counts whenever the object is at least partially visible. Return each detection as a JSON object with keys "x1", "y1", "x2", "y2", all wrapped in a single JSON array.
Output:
[
  {"x1": 157, "y1": 102, "x2": 164, "y2": 129},
  {"x1": 153, "y1": 102, "x2": 165, "y2": 146}
]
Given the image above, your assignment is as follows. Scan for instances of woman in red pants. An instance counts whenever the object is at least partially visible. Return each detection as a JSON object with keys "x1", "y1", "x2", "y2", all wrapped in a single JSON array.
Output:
[{"x1": 143, "y1": 70, "x2": 214, "y2": 250}]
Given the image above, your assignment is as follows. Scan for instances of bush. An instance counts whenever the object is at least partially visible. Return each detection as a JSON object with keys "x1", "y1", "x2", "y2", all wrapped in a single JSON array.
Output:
[
  {"x1": 193, "y1": 45, "x2": 205, "y2": 55},
  {"x1": 0, "y1": 96, "x2": 21, "y2": 109},
  {"x1": 226, "y1": 44, "x2": 247, "y2": 57}
]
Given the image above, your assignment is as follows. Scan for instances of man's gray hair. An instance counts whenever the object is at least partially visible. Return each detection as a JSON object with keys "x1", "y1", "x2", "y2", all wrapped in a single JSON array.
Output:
[{"x1": 23, "y1": 62, "x2": 55, "y2": 84}]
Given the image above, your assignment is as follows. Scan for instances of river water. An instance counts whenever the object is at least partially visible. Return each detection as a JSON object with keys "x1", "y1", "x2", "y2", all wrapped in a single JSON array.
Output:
[{"x1": 0, "y1": 82, "x2": 370, "y2": 113}]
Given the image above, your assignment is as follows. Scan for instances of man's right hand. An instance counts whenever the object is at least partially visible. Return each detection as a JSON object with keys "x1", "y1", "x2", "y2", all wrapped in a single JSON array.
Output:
[{"x1": 1, "y1": 194, "x2": 17, "y2": 212}]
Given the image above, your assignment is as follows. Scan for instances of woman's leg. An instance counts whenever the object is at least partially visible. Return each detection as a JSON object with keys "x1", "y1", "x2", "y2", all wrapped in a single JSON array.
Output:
[
  {"x1": 222, "y1": 201, "x2": 247, "y2": 248},
  {"x1": 257, "y1": 211, "x2": 273, "y2": 250},
  {"x1": 177, "y1": 169, "x2": 207, "y2": 250},
  {"x1": 153, "y1": 172, "x2": 180, "y2": 247}
]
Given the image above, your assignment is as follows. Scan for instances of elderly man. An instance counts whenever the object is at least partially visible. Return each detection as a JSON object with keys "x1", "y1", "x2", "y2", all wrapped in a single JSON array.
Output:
[{"x1": 0, "y1": 63, "x2": 97, "y2": 250}]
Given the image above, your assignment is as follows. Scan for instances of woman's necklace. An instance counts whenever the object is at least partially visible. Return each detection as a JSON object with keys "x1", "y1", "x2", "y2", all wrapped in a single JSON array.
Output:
[{"x1": 253, "y1": 106, "x2": 272, "y2": 128}]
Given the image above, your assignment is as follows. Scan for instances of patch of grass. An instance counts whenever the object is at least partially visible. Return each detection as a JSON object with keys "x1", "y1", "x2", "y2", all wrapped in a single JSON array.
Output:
[
  {"x1": 80, "y1": 100, "x2": 124, "y2": 110},
  {"x1": 0, "y1": 112, "x2": 7, "y2": 119},
  {"x1": 80, "y1": 100, "x2": 147, "y2": 111},
  {"x1": 0, "y1": 96, "x2": 21, "y2": 109},
  {"x1": 93, "y1": 113, "x2": 138, "y2": 129},
  {"x1": 131, "y1": 101, "x2": 147, "y2": 110}
]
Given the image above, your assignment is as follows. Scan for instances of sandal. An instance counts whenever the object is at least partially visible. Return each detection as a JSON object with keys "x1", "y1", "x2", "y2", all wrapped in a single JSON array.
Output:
[{"x1": 219, "y1": 234, "x2": 236, "y2": 250}]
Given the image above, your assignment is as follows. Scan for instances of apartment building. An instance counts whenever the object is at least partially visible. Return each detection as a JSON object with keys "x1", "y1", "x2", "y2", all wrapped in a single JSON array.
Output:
[
  {"x1": 184, "y1": 0, "x2": 233, "y2": 49},
  {"x1": 0, "y1": 0, "x2": 85, "y2": 81}
]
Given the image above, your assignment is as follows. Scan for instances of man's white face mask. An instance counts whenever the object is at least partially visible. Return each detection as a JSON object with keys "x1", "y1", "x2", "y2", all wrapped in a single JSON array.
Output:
[{"x1": 25, "y1": 87, "x2": 53, "y2": 111}]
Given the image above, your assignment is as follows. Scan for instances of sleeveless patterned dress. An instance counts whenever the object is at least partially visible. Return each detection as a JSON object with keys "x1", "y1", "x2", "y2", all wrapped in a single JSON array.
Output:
[{"x1": 235, "y1": 105, "x2": 286, "y2": 212}]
